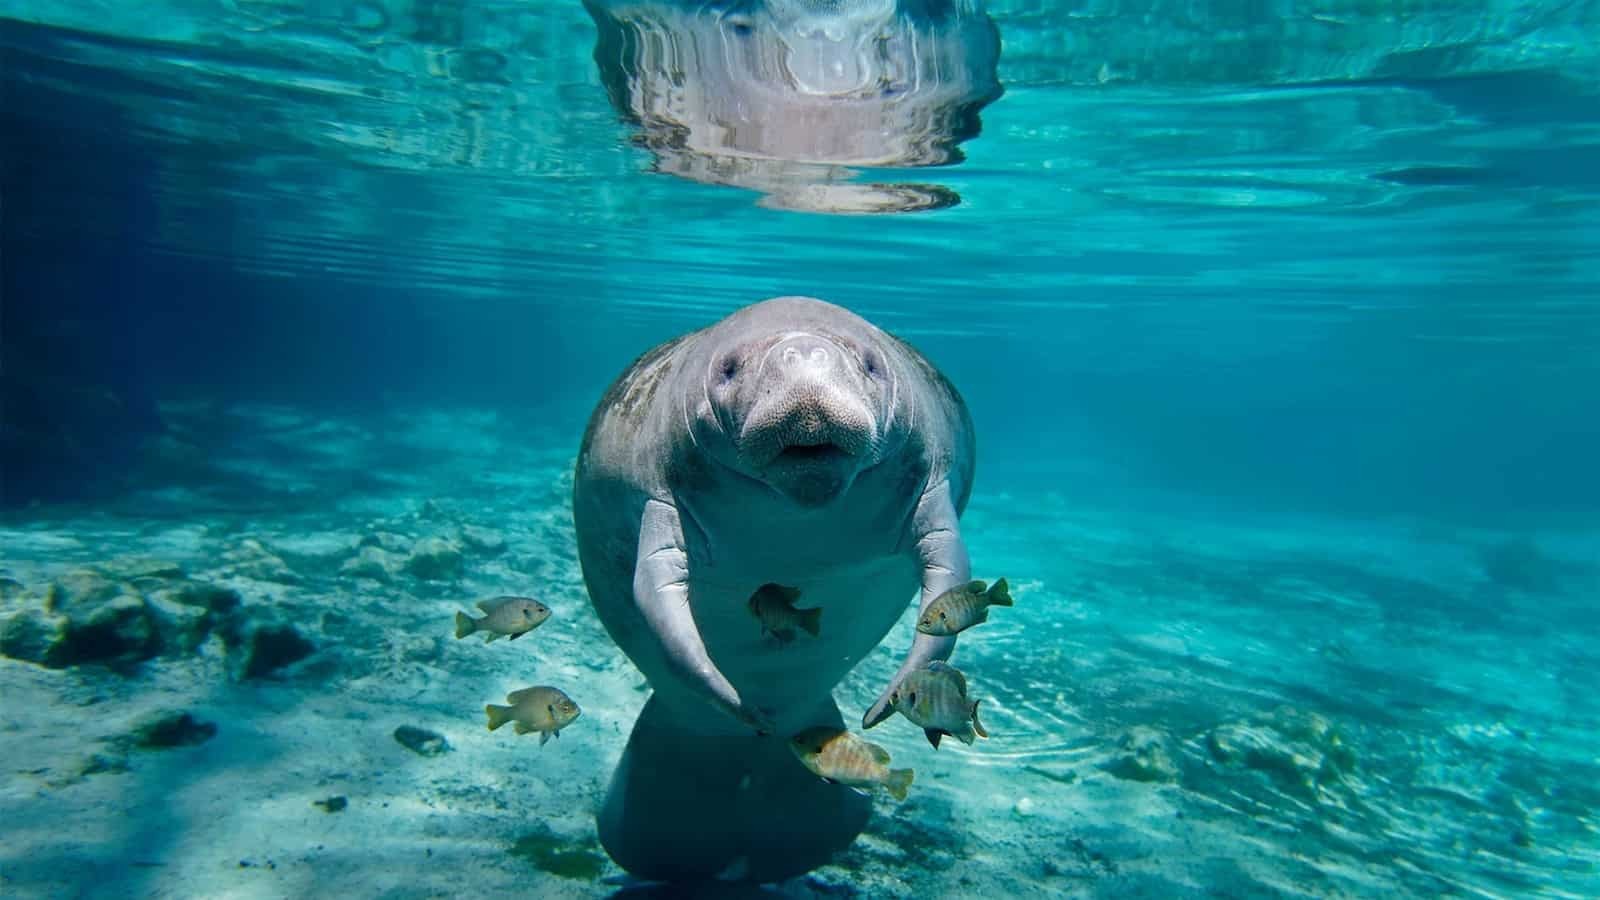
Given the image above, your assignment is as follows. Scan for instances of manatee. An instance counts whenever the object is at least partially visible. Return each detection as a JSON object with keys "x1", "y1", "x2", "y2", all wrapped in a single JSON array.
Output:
[
  {"x1": 574, "y1": 296, "x2": 975, "y2": 881},
  {"x1": 584, "y1": 0, "x2": 1004, "y2": 213}
]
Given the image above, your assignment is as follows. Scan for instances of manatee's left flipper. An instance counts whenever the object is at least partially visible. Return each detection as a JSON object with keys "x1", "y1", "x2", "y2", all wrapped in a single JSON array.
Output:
[
  {"x1": 636, "y1": 498, "x2": 774, "y2": 734},
  {"x1": 865, "y1": 479, "x2": 970, "y2": 729}
]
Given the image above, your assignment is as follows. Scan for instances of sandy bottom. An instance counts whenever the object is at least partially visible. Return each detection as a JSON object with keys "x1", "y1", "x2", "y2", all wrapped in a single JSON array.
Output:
[{"x1": 2, "y1": 404, "x2": 1596, "y2": 898}]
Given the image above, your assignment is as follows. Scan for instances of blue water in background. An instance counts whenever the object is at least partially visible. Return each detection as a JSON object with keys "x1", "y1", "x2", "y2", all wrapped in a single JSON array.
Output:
[{"x1": 3, "y1": 1, "x2": 1598, "y2": 896}]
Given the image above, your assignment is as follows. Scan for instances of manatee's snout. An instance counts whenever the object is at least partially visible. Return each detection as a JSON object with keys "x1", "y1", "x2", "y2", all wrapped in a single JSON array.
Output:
[{"x1": 740, "y1": 333, "x2": 876, "y2": 503}]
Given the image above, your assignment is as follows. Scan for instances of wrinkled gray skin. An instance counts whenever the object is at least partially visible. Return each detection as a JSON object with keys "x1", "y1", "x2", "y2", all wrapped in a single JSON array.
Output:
[
  {"x1": 574, "y1": 296, "x2": 974, "y2": 881},
  {"x1": 585, "y1": 0, "x2": 1003, "y2": 212}
]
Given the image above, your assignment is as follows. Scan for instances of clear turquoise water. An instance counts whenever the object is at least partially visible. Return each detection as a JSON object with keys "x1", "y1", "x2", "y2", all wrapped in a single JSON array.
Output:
[{"x1": 3, "y1": 1, "x2": 1598, "y2": 896}]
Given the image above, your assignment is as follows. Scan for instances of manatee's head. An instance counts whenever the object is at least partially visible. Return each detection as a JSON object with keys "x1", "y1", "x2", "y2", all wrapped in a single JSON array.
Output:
[{"x1": 688, "y1": 296, "x2": 912, "y2": 507}]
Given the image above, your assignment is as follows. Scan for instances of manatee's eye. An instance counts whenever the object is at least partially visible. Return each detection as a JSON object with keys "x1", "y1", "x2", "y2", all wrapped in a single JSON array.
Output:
[
  {"x1": 719, "y1": 355, "x2": 740, "y2": 382},
  {"x1": 863, "y1": 352, "x2": 883, "y2": 378},
  {"x1": 938, "y1": 611, "x2": 947, "y2": 620},
  {"x1": 547, "y1": 704, "x2": 555, "y2": 715},
  {"x1": 725, "y1": 14, "x2": 754, "y2": 36},
  {"x1": 908, "y1": 692, "x2": 918, "y2": 706}
]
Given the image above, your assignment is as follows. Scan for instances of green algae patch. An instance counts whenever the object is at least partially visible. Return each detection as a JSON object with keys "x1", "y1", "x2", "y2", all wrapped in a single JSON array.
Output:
[{"x1": 509, "y1": 828, "x2": 607, "y2": 880}]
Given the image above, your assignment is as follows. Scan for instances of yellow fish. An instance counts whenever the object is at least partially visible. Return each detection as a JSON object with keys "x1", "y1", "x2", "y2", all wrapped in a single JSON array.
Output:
[
  {"x1": 455, "y1": 596, "x2": 551, "y2": 642},
  {"x1": 747, "y1": 583, "x2": 822, "y2": 644},
  {"x1": 916, "y1": 578, "x2": 1012, "y2": 636},
  {"x1": 485, "y1": 686, "x2": 581, "y2": 746},
  {"x1": 789, "y1": 726, "x2": 913, "y2": 801}
]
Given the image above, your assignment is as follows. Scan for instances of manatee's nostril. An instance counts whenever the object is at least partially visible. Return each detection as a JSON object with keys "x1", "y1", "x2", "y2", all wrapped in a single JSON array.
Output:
[{"x1": 777, "y1": 337, "x2": 834, "y2": 370}]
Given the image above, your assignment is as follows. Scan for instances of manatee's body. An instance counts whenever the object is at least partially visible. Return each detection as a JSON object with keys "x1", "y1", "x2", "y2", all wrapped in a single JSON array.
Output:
[{"x1": 574, "y1": 296, "x2": 975, "y2": 881}]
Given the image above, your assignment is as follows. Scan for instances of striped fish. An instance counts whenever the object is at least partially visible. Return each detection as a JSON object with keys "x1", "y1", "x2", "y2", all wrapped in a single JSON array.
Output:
[
  {"x1": 915, "y1": 578, "x2": 1012, "y2": 636},
  {"x1": 789, "y1": 726, "x2": 914, "y2": 801},
  {"x1": 890, "y1": 660, "x2": 989, "y2": 749}
]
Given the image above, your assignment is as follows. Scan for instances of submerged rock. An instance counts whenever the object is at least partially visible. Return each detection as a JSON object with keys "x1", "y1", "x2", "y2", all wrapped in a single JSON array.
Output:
[
  {"x1": 221, "y1": 608, "x2": 316, "y2": 680},
  {"x1": 405, "y1": 537, "x2": 464, "y2": 581},
  {"x1": 459, "y1": 524, "x2": 507, "y2": 557},
  {"x1": 1206, "y1": 706, "x2": 1356, "y2": 800},
  {"x1": 0, "y1": 570, "x2": 243, "y2": 668},
  {"x1": 223, "y1": 539, "x2": 299, "y2": 584},
  {"x1": 340, "y1": 545, "x2": 402, "y2": 582},
  {"x1": 393, "y1": 724, "x2": 451, "y2": 757},
  {"x1": 0, "y1": 608, "x2": 64, "y2": 665},
  {"x1": 130, "y1": 711, "x2": 218, "y2": 748},
  {"x1": 146, "y1": 582, "x2": 238, "y2": 654},
  {"x1": 1102, "y1": 725, "x2": 1179, "y2": 784},
  {"x1": 98, "y1": 557, "x2": 186, "y2": 582},
  {"x1": 41, "y1": 571, "x2": 160, "y2": 666},
  {"x1": 359, "y1": 531, "x2": 413, "y2": 553},
  {"x1": 314, "y1": 796, "x2": 348, "y2": 813}
]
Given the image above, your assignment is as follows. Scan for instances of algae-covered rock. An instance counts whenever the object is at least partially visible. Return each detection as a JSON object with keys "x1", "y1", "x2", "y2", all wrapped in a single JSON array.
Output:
[
  {"x1": 0, "y1": 607, "x2": 65, "y2": 665},
  {"x1": 404, "y1": 537, "x2": 464, "y2": 581},
  {"x1": 39, "y1": 571, "x2": 160, "y2": 666},
  {"x1": 145, "y1": 579, "x2": 239, "y2": 653},
  {"x1": 1103, "y1": 725, "x2": 1179, "y2": 784},
  {"x1": 163, "y1": 581, "x2": 241, "y2": 613},
  {"x1": 0, "y1": 570, "x2": 246, "y2": 667},
  {"x1": 1206, "y1": 706, "x2": 1356, "y2": 800},
  {"x1": 223, "y1": 539, "x2": 300, "y2": 584},
  {"x1": 221, "y1": 607, "x2": 316, "y2": 679},
  {"x1": 340, "y1": 545, "x2": 401, "y2": 582},
  {"x1": 144, "y1": 592, "x2": 214, "y2": 654}
]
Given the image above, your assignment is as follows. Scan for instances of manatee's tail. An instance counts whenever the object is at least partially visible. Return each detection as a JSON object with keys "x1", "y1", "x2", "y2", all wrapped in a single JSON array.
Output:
[
  {"x1": 798, "y1": 607, "x2": 822, "y2": 638},
  {"x1": 986, "y1": 578, "x2": 1013, "y2": 607},
  {"x1": 884, "y1": 768, "x2": 914, "y2": 802},
  {"x1": 598, "y1": 693, "x2": 870, "y2": 883},
  {"x1": 454, "y1": 612, "x2": 477, "y2": 639},
  {"x1": 485, "y1": 704, "x2": 513, "y2": 731}
]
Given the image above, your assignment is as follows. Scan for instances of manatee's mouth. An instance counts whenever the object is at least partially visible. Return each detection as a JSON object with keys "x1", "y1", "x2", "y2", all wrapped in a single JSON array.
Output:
[{"x1": 775, "y1": 441, "x2": 852, "y2": 465}]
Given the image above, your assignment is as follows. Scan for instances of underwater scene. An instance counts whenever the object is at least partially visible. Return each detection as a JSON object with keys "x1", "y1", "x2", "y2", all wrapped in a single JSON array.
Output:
[{"x1": 2, "y1": 0, "x2": 1598, "y2": 897}]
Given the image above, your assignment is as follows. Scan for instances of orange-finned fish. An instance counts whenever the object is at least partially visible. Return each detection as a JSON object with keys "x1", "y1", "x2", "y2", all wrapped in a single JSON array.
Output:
[
  {"x1": 485, "y1": 686, "x2": 580, "y2": 746},
  {"x1": 455, "y1": 596, "x2": 551, "y2": 642},
  {"x1": 789, "y1": 726, "x2": 914, "y2": 801}
]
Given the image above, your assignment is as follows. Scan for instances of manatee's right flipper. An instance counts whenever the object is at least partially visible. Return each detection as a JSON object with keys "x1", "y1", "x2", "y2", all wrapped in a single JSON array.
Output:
[
  {"x1": 865, "y1": 479, "x2": 970, "y2": 729},
  {"x1": 635, "y1": 498, "x2": 772, "y2": 734},
  {"x1": 598, "y1": 693, "x2": 870, "y2": 883}
]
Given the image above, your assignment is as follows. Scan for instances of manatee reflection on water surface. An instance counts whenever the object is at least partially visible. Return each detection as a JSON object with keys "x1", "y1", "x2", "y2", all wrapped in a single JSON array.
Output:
[{"x1": 584, "y1": 0, "x2": 1004, "y2": 213}]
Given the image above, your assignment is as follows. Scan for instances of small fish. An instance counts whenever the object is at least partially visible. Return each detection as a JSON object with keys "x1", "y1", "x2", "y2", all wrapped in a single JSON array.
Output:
[
  {"x1": 890, "y1": 660, "x2": 989, "y2": 749},
  {"x1": 915, "y1": 578, "x2": 1012, "y2": 636},
  {"x1": 484, "y1": 686, "x2": 581, "y2": 746},
  {"x1": 454, "y1": 596, "x2": 551, "y2": 642},
  {"x1": 789, "y1": 726, "x2": 914, "y2": 801},
  {"x1": 747, "y1": 583, "x2": 822, "y2": 644}
]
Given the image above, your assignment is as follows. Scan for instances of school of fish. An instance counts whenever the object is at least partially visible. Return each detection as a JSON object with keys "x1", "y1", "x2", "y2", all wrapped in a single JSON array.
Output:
[{"x1": 449, "y1": 575, "x2": 1013, "y2": 801}]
